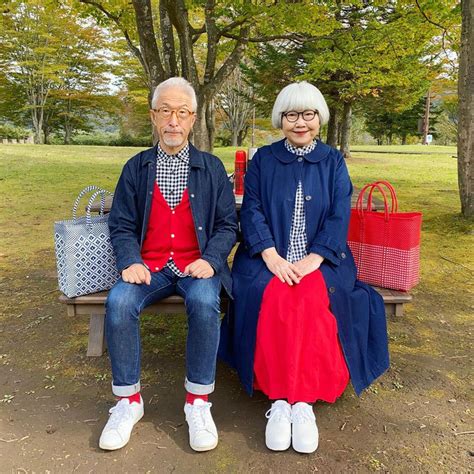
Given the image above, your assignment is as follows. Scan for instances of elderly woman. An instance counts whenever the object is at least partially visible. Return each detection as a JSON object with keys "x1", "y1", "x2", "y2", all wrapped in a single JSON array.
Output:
[{"x1": 219, "y1": 81, "x2": 389, "y2": 453}]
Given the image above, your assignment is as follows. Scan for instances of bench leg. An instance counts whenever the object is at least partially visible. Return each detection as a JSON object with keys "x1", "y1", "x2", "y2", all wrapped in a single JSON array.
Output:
[
  {"x1": 394, "y1": 303, "x2": 404, "y2": 317},
  {"x1": 87, "y1": 313, "x2": 106, "y2": 357}
]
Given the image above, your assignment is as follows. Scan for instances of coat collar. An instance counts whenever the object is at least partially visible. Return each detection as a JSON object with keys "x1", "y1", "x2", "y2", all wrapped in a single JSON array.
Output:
[
  {"x1": 270, "y1": 138, "x2": 331, "y2": 163},
  {"x1": 142, "y1": 141, "x2": 205, "y2": 169}
]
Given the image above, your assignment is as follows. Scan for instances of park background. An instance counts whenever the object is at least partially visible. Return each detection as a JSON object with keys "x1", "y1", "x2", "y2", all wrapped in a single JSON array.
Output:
[{"x1": 0, "y1": 1, "x2": 472, "y2": 473}]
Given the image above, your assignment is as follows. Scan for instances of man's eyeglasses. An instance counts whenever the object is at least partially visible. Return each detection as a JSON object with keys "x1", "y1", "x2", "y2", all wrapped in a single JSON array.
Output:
[
  {"x1": 153, "y1": 107, "x2": 195, "y2": 120},
  {"x1": 282, "y1": 110, "x2": 319, "y2": 122}
]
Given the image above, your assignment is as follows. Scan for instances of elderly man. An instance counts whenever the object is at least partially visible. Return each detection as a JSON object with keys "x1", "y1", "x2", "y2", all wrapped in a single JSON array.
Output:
[{"x1": 99, "y1": 77, "x2": 237, "y2": 452}]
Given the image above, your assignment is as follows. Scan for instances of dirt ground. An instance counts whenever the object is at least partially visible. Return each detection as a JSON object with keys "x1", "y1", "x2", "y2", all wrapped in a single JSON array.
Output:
[{"x1": 0, "y1": 252, "x2": 472, "y2": 474}]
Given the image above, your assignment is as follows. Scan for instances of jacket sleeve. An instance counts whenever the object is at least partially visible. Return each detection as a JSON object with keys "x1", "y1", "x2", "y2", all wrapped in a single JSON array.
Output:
[
  {"x1": 308, "y1": 152, "x2": 353, "y2": 266},
  {"x1": 239, "y1": 151, "x2": 276, "y2": 257},
  {"x1": 108, "y1": 160, "x2": 144, "y2": 273},
  {"x1": 201, "y1": 161, "x2": 238, "y2": 272}
]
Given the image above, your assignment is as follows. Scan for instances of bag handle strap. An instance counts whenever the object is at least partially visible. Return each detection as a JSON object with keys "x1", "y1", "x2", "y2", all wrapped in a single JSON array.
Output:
[
  {"x1": 85, "y1": 189, "x2": 114, "y2": 228},
  {"x1": 356, "y1": 182, "x2": 390, "y2": 221},
  {"x1": 367, "y1": 180, "x2": 398, "y2": 213},
  {"x1": 72, "y1": 185, "x2": 105, "y2": 219}
]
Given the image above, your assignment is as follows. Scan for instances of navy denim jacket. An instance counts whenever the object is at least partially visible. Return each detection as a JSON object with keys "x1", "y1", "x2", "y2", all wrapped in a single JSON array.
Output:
[{"x1": 108, "y1": 143, "x2": 238, "y2": 296}]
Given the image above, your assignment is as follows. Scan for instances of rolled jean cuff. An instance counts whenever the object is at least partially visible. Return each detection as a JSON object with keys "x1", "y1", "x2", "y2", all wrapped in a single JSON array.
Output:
[
  {"x1": 112, "y1": 381, "x2": 141, "y2": 397},
  {"x1": 184, "y1": 377, "x2": 215, "y2": 395}
]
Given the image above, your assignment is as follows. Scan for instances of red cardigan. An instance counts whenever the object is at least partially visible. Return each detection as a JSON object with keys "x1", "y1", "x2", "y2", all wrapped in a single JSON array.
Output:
[{"x1": 141, "y1": 183, "x2": 201, "y2": 272}]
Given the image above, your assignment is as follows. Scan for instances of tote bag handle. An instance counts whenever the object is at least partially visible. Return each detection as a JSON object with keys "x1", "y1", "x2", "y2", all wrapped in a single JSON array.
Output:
[
  {"x1": 85, "y1": 189, "x2": 114, "y2": 229},
  {"x1": 356, "y1": 182, "x2": 391, "y2": 221},
  {"x1": 72, "y1": 185, "x2": 105, "y2": 220}
]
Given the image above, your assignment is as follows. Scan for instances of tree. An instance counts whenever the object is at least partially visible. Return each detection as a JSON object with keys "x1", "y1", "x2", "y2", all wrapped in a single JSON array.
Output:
[
  {"x1": 457, "y1": 0, "x2": 473, "y2": 217},
  {"x1": 0, "y1": 0, "x2": 115, "y2": 143},
  {"x1": 302, "y1": 2, "x2": 441, "y2": 157},
  {"x1": 364, "y1": 96, "x2": 441, "y2": 144},
  {"x1": 216, "y1": 67, "x2": 254, "y2": 146},
  {"x1": 78, "y1": 0, "x2": 336, "y2": 151}
]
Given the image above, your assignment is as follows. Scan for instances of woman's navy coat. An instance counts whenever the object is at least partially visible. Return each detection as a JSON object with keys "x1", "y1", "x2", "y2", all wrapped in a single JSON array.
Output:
[{"x1": 219, "y1": 139, "x2": 389, "y2": 396}]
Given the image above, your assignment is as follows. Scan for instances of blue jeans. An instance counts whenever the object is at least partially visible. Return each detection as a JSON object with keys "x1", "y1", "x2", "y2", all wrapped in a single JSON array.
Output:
[{"x1": 105, "y1": 267, "x2": 222, "y2": 397}]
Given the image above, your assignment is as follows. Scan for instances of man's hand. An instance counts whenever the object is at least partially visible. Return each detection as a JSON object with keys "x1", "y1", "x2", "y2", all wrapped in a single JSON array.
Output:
[
  {"x1": 293, "y1": 253, "x2": 324, "y2": 278},
  {"x1": 184, "y1": 259, "x2": 215, "y2": 279},
  {"x1": 122, "y1": 263, "x2": 151, "y2": 285},
  {"x1": 261, "y1": 247, "x2": 302, "y2": 286}
]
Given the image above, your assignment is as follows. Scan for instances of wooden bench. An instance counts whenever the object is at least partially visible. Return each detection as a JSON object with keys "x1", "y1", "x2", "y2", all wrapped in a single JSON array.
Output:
[{"x1": 59, "y1": 287, "x2": 411, "y2": 357}]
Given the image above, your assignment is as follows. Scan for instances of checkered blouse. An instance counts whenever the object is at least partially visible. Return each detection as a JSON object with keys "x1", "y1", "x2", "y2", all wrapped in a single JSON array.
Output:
[
  {"x1": 284, "y1": 139, "x2": 317, "y2": 263},
  {"x1": 155, "y1": 142, "x2": 190, "y2": 276}
]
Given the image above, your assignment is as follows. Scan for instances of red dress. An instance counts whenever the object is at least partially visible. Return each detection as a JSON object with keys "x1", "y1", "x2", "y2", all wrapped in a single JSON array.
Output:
[{"x1": 253, "y1": 270, "x2": 349, "y2": 404}]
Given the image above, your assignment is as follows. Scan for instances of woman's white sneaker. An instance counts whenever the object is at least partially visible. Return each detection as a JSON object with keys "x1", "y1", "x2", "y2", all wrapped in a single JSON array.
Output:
[
  {"x1": 265, "y1": 400, "x2": 292, "y2": 451},
  {"x1": 99, "y1": 396, "x2": 144, "y2": 450},
  {"x1": 291, "y1": 402, "x2": 318, "y2": 453},
  {"x1": 184, "y1": 399, "x2": 218, "y2": 451}
]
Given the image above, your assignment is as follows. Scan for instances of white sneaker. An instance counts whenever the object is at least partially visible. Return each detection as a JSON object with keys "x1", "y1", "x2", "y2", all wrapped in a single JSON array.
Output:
[
  {"x1": 99, "y1": 396, "x2": 144, "y2": 450},
  {"x1": 291, "y1": 402, "x2": 318, "y2": 453},
  {"x1": 184, "y1": 399, "x2": 218, "y2": 452},
  {"x1": 265, "y1": 400, "x2": 292, "y2": 451}
]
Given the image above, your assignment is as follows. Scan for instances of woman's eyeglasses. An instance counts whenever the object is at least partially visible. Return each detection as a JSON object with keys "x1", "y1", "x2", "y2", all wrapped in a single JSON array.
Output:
[{"x1": 282, "y1": 110, "x2": 318, "y2": 122}]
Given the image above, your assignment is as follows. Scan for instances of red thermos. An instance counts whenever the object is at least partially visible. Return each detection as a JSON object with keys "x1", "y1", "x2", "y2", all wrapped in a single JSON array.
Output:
[{"x1": 234, "y1": 150, "x2": 247, "y2": 195}]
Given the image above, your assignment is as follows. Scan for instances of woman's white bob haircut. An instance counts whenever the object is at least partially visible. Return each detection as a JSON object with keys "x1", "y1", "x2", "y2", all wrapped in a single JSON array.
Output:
[
  {"x1": 271, "y1": 81, "x2": 330, "y2": 129},
  {"x1": 151, "y1": 77, "x2": 197, "y2": 112}
]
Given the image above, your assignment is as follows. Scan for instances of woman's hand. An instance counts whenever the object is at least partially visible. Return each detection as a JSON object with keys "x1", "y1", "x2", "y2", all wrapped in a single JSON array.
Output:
[
  {"x1": 293, "y1": 253, "x2": 324, "y2": 278},
  {"x1": 261, "y1": 247, "x2": 302, "y2": 285}
]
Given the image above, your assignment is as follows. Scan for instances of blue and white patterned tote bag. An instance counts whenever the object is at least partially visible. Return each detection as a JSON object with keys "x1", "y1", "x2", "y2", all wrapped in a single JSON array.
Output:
[{"x1": 54, "y1": 186, "x2": 119, "y2": 298}]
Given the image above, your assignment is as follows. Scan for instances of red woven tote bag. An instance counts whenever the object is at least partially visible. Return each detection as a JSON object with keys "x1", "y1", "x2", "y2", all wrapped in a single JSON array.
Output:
[{"x1": 347, "y1": 181, "x2": 422, "y2": 292}]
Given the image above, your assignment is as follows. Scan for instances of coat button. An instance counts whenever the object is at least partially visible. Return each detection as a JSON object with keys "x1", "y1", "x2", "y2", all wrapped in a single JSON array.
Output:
[
  {"x1": 341, "y1": 252, "x2": 346, "y2": 259},
  {"x1": 297, "y1": 157, "x2": 303, "y2": 162},
  {"x1": 329, "y1": 286, "x2": 336, "y2": 294},
  {"x1": 171, "y1": 233, "x2": 175, "y2": 238},
  {"x1": 155, "y1": 266, "x2": 159, "y2": 271},
  {"x1": 305, "y1": 195, "x2": 312, "y2": 201}
]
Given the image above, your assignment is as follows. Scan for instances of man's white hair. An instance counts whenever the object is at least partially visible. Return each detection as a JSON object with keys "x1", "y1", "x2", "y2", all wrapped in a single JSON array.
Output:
[
  {"x1": 151, "y1": 77, "x2": 197, "y2": 111},
  {"x1": 271, "y1": 81, "x2": 330, "y2": 129}
]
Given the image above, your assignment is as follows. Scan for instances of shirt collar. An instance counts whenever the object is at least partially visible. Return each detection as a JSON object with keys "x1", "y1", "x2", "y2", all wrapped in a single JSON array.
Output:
[
  {"x1": 284, "y1": 138, "x2": 317, "y2": 156},
  {"x1": 156, "y1": 142, "x2": 190, "y2": 165},
  {"x1": 270, "y1": 138, "x2": 331, "y2": 163}
]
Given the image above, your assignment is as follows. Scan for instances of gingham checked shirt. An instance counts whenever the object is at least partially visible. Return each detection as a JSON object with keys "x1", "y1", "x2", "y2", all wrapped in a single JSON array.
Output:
[
  {"x1": 284, "y1": 138, "x2": 317, "y2": 263},
  {"x1": 155, "y1": 142, "x2": 190, "y2": 276}
]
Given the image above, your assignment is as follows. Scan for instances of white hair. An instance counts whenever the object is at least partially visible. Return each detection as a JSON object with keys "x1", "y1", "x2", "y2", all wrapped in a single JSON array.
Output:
[
  {"x1": 271, "y1": 81, "x2": 330, "y2": 128},
  {"x1": 151, "y1": 77, "x2": 197, "y2": 111}
]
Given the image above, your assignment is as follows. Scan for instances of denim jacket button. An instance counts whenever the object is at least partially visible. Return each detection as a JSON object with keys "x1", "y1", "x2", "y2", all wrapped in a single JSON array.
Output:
[
  {"x1": 149, "y1": 191, "x2": 152, "y2": 195},
  {"x1": 305, "y1": 195, "x2": 312, "y2": 201},
  {"x1": 190, "y1": 193, "x2": 195, "y2": 198},
  {"x1": 329, "y1": 286, "x2": 336, "y2": 294},
  {"x1": 198, "y1": 226, "x2": 203, "y2": 231},
  {"x1": 297, "y1": 157, "x2": 303, "y2": 162},
  {"x1": 341, "y1": 252, "x2": 346, "y2": 259}
]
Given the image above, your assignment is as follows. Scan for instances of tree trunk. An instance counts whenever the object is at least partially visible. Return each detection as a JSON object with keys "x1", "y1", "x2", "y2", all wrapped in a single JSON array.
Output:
[
  {"x1": 457, "y1": 0, "x2": 473, "y2": 217},
  {"x1": 43, "y1": 123, "x2": 50, "y2": 144},
  {"x1": 64, "y1": 99, "x2": 73, "y2": 145},
  {"x1": 193, "y1": 103, "x2": 211, "y2": 151},
  {"x1": 64, "y1": 124, "x2": 72, "y2": 144},
  {"x1": 231, "y1": 131, "x2": 239, "y2": 147},
  {"x1": 326, "y1": 106, "x2": 338, "y2": 147},
  {"x1": 402, "y1": 134, "x2": 407, "y2": 145},
  {"x1": 339, "y1": 101, "x2": 352, "y2": 159}
]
